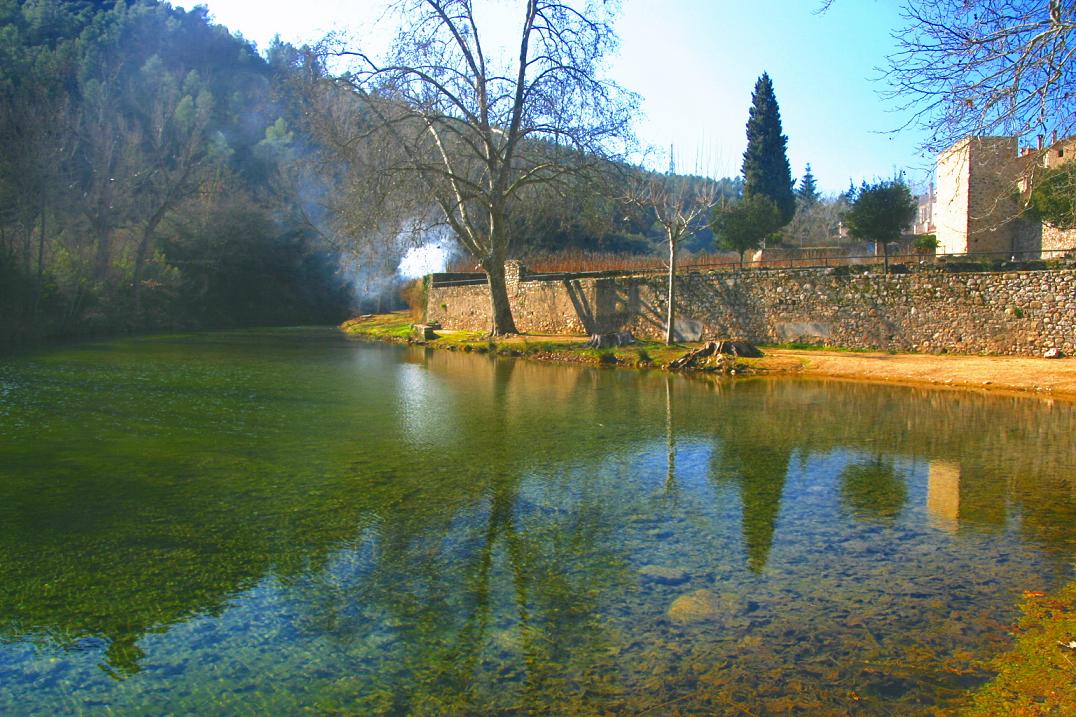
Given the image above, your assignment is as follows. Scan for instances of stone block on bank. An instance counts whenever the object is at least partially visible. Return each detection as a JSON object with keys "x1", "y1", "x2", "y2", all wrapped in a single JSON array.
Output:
[
  {"x1": 673, "y1": 318, "x2": 704, "y2": 342},
  {"x1": 412, "y1": 323, "x2": 442, "y2": 341}
]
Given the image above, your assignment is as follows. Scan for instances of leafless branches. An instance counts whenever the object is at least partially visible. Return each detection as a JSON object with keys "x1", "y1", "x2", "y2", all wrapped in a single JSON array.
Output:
[
  {"x1": 883, "y1": 0, "x2": 1076, "y2": 153},
  {"x1": 319, "y1": 0, "x2": 637, "y2": 333},
  {"x1": 626, "y1": 173, "x2": 720, "y2": 343}
]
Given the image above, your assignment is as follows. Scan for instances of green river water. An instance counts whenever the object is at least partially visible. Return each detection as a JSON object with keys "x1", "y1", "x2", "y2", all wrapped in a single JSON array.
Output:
[{"x1": 0, "y1": 328, "x2": 1073, "y2": 715}]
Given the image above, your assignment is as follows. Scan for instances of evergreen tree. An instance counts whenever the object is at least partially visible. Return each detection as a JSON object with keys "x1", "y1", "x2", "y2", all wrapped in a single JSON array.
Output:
[
  {"x1": 741, "y1": 72, "x2": 795, "y2": 225},
  {"x1": 842, "y1": 179, "x2": 858, "y2": 203},
  {"x1": 796, "y1": 163, "x2": 819, "y2": 207}
]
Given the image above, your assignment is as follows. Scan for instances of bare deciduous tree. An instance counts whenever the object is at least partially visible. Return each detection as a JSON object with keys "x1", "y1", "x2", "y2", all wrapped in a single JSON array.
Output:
[
  {"x1": 628, "y1": 174, "x2": 718, "y2": 345},
  {"x1": 783, "y1": 193, "x2": 852, "y2": 248},
  {"x1": 333, "y1": 0, "x2": 636, "y2": 335},
  {"x1": 883, "y1": 0, "x2": 1075, "y2": 154}
]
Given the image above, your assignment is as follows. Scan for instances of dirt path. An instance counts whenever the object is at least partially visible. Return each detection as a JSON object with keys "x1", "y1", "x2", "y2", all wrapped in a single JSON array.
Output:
[{"x1": 759, "y1": 350, "x2": 1076, "y2": 401}]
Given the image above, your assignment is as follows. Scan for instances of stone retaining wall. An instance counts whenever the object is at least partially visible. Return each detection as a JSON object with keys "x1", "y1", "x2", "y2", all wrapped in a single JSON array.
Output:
[{"x1": 427, "y1": 264, "x2": 1076, "y2": 356}]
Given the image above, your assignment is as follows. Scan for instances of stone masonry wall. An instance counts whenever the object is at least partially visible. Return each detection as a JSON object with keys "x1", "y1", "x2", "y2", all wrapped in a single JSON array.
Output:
[
  {"x1": 965, "y1": 136, "x2": 1023, "y2": 255},
  {"x1": 1043, "y1": 223, "x2": 1076, "y2": 254},
  {"x1": 427, "y1": 266, "x2": 1076, "y2": 356}
]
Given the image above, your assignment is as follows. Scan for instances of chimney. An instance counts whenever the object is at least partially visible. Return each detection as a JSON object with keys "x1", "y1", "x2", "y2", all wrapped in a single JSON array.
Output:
[
  {"x1": 1037, "y1": 134, "x2": 1044, "y2": 150},
  {"x1": 1052, "y1": 129, "x2": 1058, "y2": 145}
]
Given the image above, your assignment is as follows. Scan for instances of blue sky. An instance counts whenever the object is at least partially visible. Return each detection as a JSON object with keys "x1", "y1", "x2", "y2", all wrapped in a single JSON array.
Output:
[{"x1": 197, "y1": 0, "x2": 933, "y2": 194}]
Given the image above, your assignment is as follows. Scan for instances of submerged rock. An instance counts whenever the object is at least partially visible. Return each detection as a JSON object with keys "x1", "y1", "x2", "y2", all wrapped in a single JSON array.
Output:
[
  {"x1": 638, "y1": 565, "x2": 690, "y2": 585},
  {"x1": 667, "y1": 589, "x2": 723, "y2": 623}
]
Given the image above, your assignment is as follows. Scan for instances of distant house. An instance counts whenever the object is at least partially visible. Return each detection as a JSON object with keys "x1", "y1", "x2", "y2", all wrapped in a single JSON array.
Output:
[
  {"x1": 931, "y1": 134, "x2": 1076, "y2": 258},
  {"x1": 1041, "y1": 135, "x2": 1076, "y2": 170},
  {"x1": 914, "y1": 183, "x2": 935, "y2": 236}
]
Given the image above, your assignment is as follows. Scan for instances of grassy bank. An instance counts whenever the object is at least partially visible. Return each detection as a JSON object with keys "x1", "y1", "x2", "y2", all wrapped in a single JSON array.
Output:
[{"x1": 339, "y1": 312, "x2": 767, "y2": 372}]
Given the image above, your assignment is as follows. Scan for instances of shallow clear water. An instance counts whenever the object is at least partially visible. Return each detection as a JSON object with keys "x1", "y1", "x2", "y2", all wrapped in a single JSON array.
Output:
[{"x1": 0, "y1": 328, "x2": 1073, "y2": 715}]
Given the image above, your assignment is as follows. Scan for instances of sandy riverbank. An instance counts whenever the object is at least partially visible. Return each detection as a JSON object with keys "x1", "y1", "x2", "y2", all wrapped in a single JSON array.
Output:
[{"x1": 756, "y1": 349, "x2": 1076, "y2": 401}]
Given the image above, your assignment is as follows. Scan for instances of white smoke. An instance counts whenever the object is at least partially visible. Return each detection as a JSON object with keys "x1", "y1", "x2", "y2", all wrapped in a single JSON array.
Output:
[
  {"x1": 328, "y1": 217, "x2": 462, "y2": 311},
  {"x1": 397, "y1": 241, "x2": 452, "y2": 279},
  {"x1": 396, "y1": 224, "x2": 458, "y2": 279}
]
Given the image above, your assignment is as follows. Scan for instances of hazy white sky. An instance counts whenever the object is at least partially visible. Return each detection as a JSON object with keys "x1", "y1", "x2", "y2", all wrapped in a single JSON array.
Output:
[{"x1": 195, "y1": 0, "x2": 932, "y2": 193}]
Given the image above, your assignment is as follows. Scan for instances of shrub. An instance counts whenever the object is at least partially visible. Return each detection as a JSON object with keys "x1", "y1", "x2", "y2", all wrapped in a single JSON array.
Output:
[
  {"x1": 913, "y1": 234, "x2": 939, "y2": 252},
  {"x1": 399, "y1": 278, "x2": 427, "y2": 320}
]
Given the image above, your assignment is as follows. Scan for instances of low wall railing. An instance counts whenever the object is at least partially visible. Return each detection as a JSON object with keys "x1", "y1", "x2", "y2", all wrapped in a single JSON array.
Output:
[{"x1": 428, "y1": 248, "x2": 1076, "y2": 288}]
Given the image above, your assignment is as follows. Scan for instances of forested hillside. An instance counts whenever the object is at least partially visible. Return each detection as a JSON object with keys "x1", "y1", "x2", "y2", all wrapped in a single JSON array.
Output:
[
  {"x1": 0, "y1": 0, "x2": 743, "y2": 348},
  {"x1": 0, "y1": 0, "x2": 353, "y2": 347}
]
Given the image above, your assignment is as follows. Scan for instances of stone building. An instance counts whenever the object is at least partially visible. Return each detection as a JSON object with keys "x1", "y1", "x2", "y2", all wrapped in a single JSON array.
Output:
[{"x1": 933, "y1": 135, "x2": 1076, "y2": 258}]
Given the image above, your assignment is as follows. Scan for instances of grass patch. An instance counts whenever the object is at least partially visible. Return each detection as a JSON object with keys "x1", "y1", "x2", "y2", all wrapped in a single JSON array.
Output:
[
  {"x1": 520, "y1": 340, "x2": 572, "y2": 354},
  {"x1": 427, "y1": 329, "x2": 486, "y2": 348},
  {"x1": 339, "y1": 312, "x2": 413, "y2": 340},
  {"x1": 624, "y1": 342, "x2": 686, "y2": 366},
  {"x1": 338, "y1": 315, "x2": 764, "y2": 371}
]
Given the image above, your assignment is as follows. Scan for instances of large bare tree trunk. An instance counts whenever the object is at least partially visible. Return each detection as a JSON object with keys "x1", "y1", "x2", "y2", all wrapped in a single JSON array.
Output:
[
  {"x1": 482, "y1": 257, "x2": 518, "y2": 336},
  {"x1": 665, "y1": 239, "x2": 677, "y2": 345}
]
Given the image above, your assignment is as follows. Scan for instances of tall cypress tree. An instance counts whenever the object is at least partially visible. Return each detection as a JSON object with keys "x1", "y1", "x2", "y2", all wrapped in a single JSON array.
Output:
[
  {"x1": 741, "y1": 73, "x2": 795, "y2": 225},
  {"x1": 796, "y1": 163, "x2": 819, "y2": 207}
]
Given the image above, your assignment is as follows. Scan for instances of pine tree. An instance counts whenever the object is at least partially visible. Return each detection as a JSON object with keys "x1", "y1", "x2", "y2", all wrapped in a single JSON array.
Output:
[
  {"x1": 741, "y1": 72, "x2": 795, "y2": 225},
  {"x1": 841, "y1": 179, "x2": 858, "y2": 203},
  {"x1": 796, "y1": 163, "x2": 819, "y2": 207}
]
